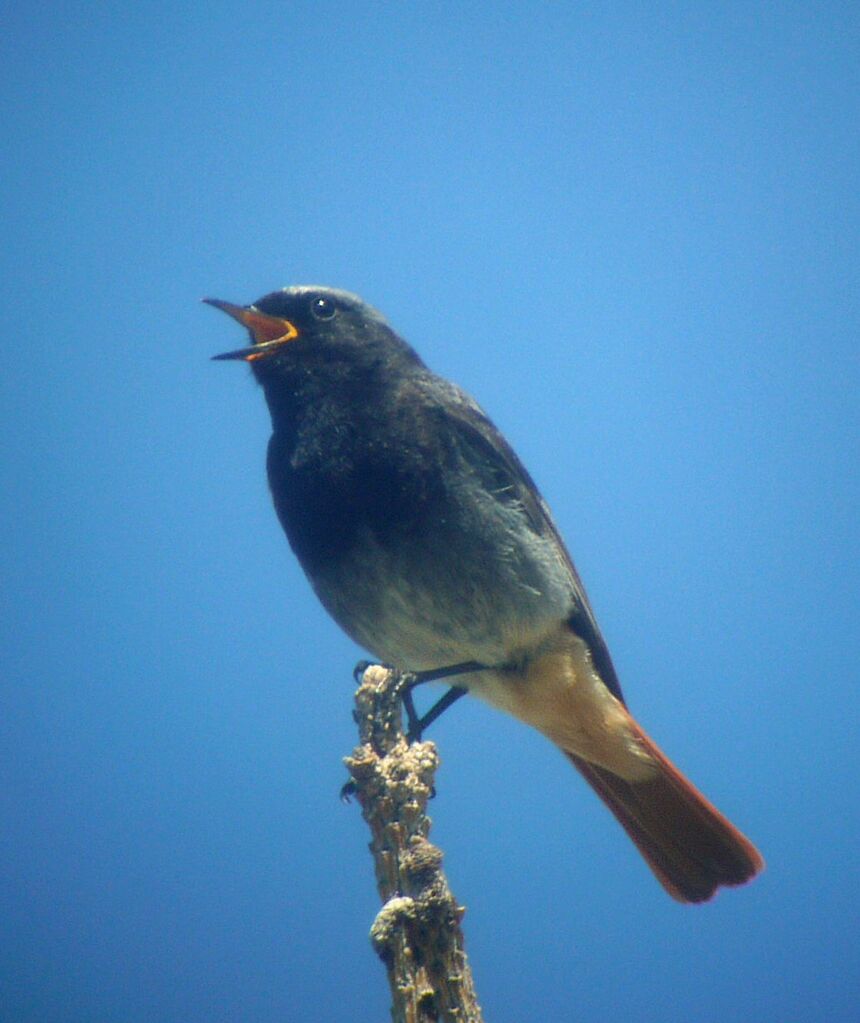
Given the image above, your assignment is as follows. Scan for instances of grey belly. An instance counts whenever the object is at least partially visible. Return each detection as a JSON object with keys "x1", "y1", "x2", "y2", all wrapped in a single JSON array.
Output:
[{"x1": 307, "y1": 504, "x2": 575, "y2": 671}]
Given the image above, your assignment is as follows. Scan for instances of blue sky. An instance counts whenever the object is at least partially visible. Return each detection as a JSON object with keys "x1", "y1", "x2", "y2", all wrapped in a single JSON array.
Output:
[{"x1": 2, "y1": 3, "x2": 858, "y2": 1020}]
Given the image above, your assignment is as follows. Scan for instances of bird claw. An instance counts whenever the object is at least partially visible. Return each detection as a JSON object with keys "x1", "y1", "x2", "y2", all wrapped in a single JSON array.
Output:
[
  {"x1": 351, "y1": 660, "x2": 486, "y2": 741},
  {"x1": 352, "y1": 659, "x2": 396, "y2": 683},
  {"x1": 352, "y1": 660, "x2": 374, "y2": 683}
]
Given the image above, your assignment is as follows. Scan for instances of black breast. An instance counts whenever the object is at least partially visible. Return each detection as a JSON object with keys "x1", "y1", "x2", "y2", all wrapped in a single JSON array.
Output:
[{"x1": 266, "y1": 420, "x2": 444, "y2": 577}]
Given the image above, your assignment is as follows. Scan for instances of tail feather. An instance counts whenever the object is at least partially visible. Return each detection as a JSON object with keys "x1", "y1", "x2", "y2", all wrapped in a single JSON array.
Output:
[{"x1": 566, "y1": 725, "x2": 764, "y2": 903}]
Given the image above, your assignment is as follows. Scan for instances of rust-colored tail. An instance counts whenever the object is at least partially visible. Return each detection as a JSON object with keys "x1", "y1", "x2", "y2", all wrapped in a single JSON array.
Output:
[{"x1": 566, "y1": 724, "x2": 764, "y2": 903}]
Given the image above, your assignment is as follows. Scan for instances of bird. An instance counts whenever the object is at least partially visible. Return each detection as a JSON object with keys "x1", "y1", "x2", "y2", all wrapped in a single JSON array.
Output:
[{"x1": 206, "y1": 284, "x2": 764, "y2": 903}]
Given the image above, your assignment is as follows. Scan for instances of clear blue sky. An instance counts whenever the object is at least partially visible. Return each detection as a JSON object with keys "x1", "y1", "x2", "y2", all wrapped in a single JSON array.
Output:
[{"x1": 2, "y1": 4, "x2": 858, "y2": 1021}]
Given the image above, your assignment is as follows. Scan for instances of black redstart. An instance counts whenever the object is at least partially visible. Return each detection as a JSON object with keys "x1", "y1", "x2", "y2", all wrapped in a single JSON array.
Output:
[{"x1": 207, "y1": 285, "x2": 763, "y2": 902}]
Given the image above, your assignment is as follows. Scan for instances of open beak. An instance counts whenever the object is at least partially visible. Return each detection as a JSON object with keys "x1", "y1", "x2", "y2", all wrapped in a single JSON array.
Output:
[{"x1": 204, "y1": 298, "x2": 300, "y2": 361}]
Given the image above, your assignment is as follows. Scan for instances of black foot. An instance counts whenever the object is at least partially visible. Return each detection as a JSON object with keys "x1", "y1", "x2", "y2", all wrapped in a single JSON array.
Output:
[
  {"x1": 352, "y1": 658, "x2": 489, "y2": 741},
  {"x1": 353, "y1": 659, "x2": 396, "y2": 683},
  {"x1": 340, "y1": 778, "x2": 357, "y2": 802},
  {"x1": 353, "y1": 660, "x2": 372, "y2": 683}
]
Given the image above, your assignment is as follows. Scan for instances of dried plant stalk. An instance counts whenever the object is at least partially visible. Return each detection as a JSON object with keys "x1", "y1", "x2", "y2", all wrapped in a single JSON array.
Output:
[{"x1": 344, "y1": 665, "x2": 484, "y2": 1023}]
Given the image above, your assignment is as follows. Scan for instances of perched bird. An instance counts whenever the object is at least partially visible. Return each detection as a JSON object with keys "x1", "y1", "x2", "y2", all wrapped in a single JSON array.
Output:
[{"x1": 207, "y1": 285, "x2": 763, "y2": 903}]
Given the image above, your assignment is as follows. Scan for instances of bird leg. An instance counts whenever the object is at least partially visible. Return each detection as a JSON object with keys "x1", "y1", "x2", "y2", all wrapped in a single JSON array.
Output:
[
  {"x1": 403, "y1": 684, "x2": 467, "y2": 742},
  {"x1": 352, "y1": 659, "x2": 487, "y2": 741},
  {"x1": 402, "y1": 660, "x2": 487, "y2": 740}
]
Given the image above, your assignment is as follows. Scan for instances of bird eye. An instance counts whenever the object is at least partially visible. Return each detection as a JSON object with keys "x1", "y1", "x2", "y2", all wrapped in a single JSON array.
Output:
[{"x1": 310, "y1": 296, "x2": 337, "y2": 321}]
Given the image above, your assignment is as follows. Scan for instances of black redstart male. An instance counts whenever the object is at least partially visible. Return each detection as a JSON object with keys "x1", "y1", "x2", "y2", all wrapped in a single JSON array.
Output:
[{"x1": 207, "y1": 285, "x2": 763, "y2": 903}]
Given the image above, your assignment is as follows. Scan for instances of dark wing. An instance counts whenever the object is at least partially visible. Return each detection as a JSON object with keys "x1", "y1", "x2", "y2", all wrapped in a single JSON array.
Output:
[{"x1": 425, "y1": 381, "x2": 626, "y2": 705}]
